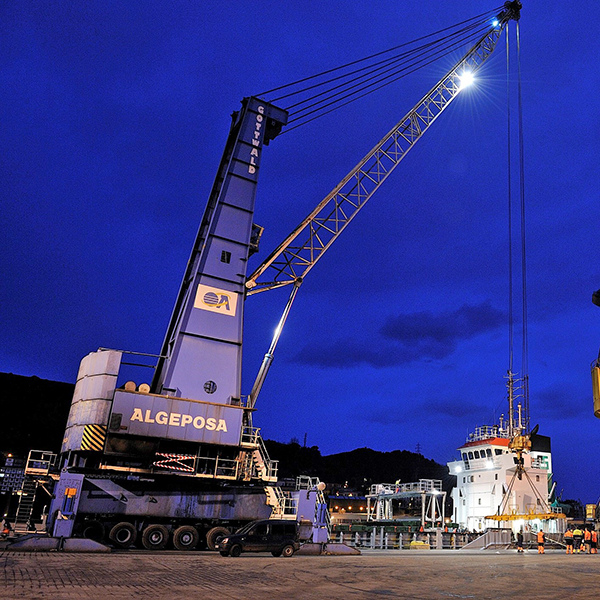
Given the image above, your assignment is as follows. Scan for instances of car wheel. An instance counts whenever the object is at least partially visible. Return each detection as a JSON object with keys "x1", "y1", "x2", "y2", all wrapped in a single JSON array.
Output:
[
  {"x1": 281, "y1": 544, "x2": 295, "y2": 558},
  {"x1": 206, "y1": 526, "x2": 230, "y2": 551},
  {"x1": 172, "y1": 526, "x2": 199, "y2": 551},
  {"x1": 108, "y1": 522, "x2": 137, "y2": 549},
  {"x1": 230, "y1": 544, "x2": 242, "y2": 557},
  {"x1": 141, "y1": 524, "x2": 170, "y2": 550}
]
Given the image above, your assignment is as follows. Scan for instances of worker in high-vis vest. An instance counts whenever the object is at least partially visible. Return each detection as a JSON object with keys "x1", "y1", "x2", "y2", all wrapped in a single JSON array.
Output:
[
  {"x1": 584, "y1": 528, "x2": 592, "y2": 553},
  {"x1": 573, "y1": 527, "x2": 584, "y2": 552},
  {"x1": 537, "y1": 530, "x2": 545, "y2": 554},
  {"x1": 591, "y1": 529, "x2": 598, "y2": 554},
  {"x1": 564, "y1": 528, "x2": 574, "y2": 554}
]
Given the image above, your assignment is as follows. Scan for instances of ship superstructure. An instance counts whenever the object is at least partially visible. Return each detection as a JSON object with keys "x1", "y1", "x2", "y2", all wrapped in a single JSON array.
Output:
[{"x1": 447, "y1": 423, "x2": 560, "y2": 533}]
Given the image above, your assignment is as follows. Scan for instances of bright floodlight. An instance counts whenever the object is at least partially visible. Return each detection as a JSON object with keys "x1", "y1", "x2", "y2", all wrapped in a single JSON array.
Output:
[
  {"x1": 492, "y1": 19, "x2": 499, "y2": 27},
  {"x1": 459, "y1": 71, "x2": 474, "y2": 90}
]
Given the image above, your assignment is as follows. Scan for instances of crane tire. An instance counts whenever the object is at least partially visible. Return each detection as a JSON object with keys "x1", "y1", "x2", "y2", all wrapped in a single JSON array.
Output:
[
  {"x1": 205, "y1": 526, "x2": 230, "y2": 551},
  {"x1": 78, "y1": 520, "x2": 105, "y2": 542},
  {"x1": 108, "y1": 521, "x2": 137, "y2": 548},
  {"x1": 141, "y1": 524, "x2": 170, "y2": 550},
  {"x1": 172, "y1": 525, "x2": 199, "y2": 551}
]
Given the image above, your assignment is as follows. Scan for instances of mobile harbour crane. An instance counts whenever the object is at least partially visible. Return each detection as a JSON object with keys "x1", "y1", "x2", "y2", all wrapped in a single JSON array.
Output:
[{"x1": 36, "y1": 2, "x2": 522, "y2": 550}]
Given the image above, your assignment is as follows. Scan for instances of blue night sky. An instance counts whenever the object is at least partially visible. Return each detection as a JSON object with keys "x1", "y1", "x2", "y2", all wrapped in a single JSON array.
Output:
[{"x1": 2, "y1": 2, "x2": 599, "y2": 502}]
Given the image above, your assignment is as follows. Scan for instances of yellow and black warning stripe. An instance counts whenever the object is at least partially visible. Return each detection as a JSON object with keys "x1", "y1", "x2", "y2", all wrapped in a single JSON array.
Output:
[{"x1": 81, "y1": 424, "x2": 107, "y2": 452}]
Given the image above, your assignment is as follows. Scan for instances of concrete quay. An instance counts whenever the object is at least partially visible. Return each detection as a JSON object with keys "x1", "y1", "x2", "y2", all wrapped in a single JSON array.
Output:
[{"x1": 2, "y1": 548, "x2": 599, "y2": 599}]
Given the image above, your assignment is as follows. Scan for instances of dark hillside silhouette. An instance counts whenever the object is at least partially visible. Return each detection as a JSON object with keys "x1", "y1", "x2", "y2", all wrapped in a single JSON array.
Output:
[{"x1": 0, "y1": 373, "x2": 453, "y2": 494}]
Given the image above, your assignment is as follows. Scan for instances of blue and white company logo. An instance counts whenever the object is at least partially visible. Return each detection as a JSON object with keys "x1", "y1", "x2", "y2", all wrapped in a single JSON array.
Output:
[{"x1": 194, "y1": 284, "x2": 238, "y2": 317}]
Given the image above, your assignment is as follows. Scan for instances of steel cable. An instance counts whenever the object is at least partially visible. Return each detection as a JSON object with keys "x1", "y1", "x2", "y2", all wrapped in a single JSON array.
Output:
[
  {"x1": 516, "y1": 20, "x2": 529, "y2": 432},
  {"x1": 287, "y1": 24, "x2": 491, "y2": 122},
  {"x1": 283, "y1": 25, "x2": 497, "y2": 134},
  {"x1": 258, "y1": 7, "x2": 503, "y2": 99},
  {"x1": 256, "y1": 7, "x2": 504, "y2": 131}
]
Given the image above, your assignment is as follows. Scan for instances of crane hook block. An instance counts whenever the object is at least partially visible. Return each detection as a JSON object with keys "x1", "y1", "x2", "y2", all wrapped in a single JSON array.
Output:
[{"x1": 500, "y1": 1, "x2": 522, "y2": 22}]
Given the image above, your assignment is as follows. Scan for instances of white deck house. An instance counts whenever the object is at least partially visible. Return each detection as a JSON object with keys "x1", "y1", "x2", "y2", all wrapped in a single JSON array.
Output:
[{"x1": 447, "y1": 425, "x2": 556, "y2": 533}]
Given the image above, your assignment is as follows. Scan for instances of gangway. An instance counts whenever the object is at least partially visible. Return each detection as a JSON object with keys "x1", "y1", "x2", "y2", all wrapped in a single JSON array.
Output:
[{"x1": 367, "y1": 479, "x2": 445, "y2": 528}]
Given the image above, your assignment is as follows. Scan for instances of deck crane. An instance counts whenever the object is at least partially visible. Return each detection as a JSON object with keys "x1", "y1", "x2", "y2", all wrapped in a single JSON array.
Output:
[{"x1": 45, "y1": 3, "x2": 521, "y2": 550}]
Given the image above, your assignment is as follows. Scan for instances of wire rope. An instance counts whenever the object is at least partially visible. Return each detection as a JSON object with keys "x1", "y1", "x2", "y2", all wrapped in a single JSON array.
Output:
[
  {"x1": 255, "y1": 7, "x2": 504, "y2": 132},
  {"x1": 506, "y1": 25, "x2": 514, "y2": 378},
  {"x1": 258, "y1": 7, "x2": 503, "y2": 98},
  {"x1": 505, "y1": 17, "x2": 529, "y2": 434},
  {"x1": 516, "y1": 19, "x2": 529, "y2": 432},
  {"x1": 286, "y1": 24, "x2": 490, "y2": 122},
  {"x1": 282, "y1": 25, "x2": 495, "y2": 134},
  {"x1": 283, "y1": 20, "x2": 487, "y2": 111}
]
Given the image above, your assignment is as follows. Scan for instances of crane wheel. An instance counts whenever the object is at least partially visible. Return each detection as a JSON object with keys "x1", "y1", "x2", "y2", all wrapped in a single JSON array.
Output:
[
  {"x1": 141, "y1": 524, "x2": 170, "y2": 550},
  {"x1": 205, "y1": 526, "x2": 230, "y2": 551},
  {"x1": 172, "y1": 525, "x2": 199, "y2": 551},
  {"x1": 78, "y1": 520, "x2": 105, "y2": 542},
  {"x1": 108, "y1": 522, "x2": 137, "y2": 548}
]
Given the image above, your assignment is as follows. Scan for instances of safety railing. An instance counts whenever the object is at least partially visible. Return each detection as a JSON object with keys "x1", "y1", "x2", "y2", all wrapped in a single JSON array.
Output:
[
  {"x1": 368, "y1": 479, "x2": 443, "y2": 496},
  {"x1": 240, "y1": 426, "x2": 261, "y2": 447},
  {"x1": 266, "y1": 485, "x2": 298, "y2": 518},
  {"x1": 331, "y1": 528, "x2": 482, "y2": 550}
]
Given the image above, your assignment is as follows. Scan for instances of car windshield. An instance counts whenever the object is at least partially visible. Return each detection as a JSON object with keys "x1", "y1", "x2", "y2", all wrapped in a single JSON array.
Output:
[{"x1": 235, "y1": 522, "x2": 257, "y2": 535}]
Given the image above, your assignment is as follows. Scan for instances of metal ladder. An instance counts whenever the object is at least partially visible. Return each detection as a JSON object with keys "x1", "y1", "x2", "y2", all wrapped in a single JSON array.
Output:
[
  {"x1": 240, "y1": 428, "x2": 278, "y2": 482},
  {"x1": 13, "y1": 450, "x2": 56, "y2": 534},
  {"x1": 264, "y1": 485, "x2": 298, "y2": 519},
  {"x1": 13, "y1": 477, "x2": 38, "y2": 533}
]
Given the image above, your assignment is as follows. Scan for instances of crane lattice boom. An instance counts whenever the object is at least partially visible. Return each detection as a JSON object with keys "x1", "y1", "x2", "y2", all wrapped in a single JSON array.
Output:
[{"x1": 246, "y1": 1, "x2": 521, "y2": 295}]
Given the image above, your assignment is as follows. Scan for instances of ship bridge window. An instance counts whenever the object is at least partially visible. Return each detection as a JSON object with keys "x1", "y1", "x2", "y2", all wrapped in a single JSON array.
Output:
[
  {"x1": 486, "y1": 449, "x2": 492, "y2": 457},
  {"x1": 494, "y1": 449, "x2": 503, "y2": 456},
  {"x1": 468, "y1": 452, "x2": 474, "y2": 460}
]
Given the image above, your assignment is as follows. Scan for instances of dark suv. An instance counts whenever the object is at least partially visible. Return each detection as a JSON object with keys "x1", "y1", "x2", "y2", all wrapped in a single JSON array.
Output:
[{"x1": 217, "y1": 519, "x2": 300, "y2": 557}]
